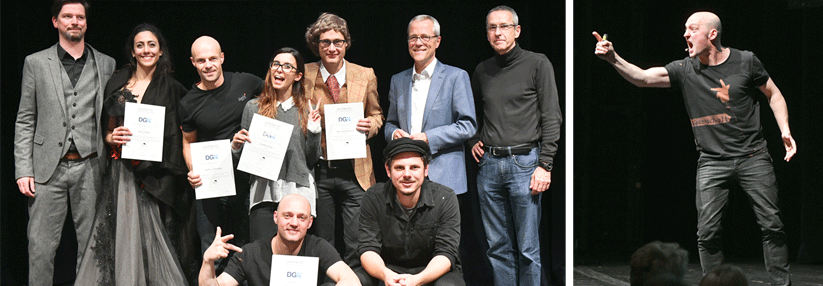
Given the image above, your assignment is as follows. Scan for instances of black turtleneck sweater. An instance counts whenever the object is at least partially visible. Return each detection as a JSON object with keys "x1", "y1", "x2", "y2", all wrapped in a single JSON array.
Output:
[{"x1": 470, "y1": 44, "x2": 562, "y2": 167}]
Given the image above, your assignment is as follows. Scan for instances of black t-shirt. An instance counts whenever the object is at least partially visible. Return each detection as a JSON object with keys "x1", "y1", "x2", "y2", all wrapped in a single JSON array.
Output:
[
  {"x1": 223, "y1": 234, "x2": 342, "y2": 286},
  {"x1": 664, "y1": 48, "x2": 770, "y2": 158},
  {"x1": 179, "y1": 72, "x2": 264, "y2": 141}
]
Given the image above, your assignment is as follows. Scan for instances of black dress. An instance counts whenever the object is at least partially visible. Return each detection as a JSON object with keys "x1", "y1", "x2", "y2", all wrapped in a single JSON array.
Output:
[{"x1": 76, "y1": 69, "x2": 192, "y2": 285}]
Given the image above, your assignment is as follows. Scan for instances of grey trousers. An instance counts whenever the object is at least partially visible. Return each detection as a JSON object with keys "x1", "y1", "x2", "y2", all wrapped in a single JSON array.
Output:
[{"x1": 27, "y1": 158, "x2": 99, "y2": 286}]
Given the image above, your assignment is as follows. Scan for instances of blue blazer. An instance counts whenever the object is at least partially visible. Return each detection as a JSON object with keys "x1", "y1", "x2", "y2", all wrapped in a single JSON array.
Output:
[{"x1": 384, "y1": 61, "x2": 477, "y2": 194}]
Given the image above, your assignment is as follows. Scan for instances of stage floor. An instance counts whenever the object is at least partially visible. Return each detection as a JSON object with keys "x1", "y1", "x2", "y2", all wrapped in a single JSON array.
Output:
[{"x1": 574, "y1": 262, "x2": 823, "y2": 285}]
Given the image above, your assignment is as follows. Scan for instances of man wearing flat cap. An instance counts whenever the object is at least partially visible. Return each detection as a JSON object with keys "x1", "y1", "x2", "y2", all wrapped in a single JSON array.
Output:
[{"x1": 358, "y1": 138, "x2": 464, "y2": 286}]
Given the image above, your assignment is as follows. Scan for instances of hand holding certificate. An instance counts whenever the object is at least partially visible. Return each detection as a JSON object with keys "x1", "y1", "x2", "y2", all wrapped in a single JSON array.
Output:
[
  {"x1": 323, "y1": 102, "x2": 366, "y2": 160},
  {"x1": 270, "y1": 255, "x2": 319, "y2": 286},
  {"x1": 121, "y1": 102, "x2": 165, "y2": 162},
  {"x1": 191, "y1": 139, "x2": 236, "y2": 199},
  {"x1": 237, "y1": 113, "x2": 294, "y2": 181}
]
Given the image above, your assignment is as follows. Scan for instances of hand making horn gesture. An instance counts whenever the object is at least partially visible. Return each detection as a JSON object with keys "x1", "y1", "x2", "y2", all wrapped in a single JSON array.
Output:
[{"x1": 203, "y1": 226, "x2": 242, "y2": 263}]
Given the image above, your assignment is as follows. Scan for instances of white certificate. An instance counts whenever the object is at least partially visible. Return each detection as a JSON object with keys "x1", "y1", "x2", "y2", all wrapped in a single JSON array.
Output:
[
  {"x1": 323, "y1": 103, "x2": 366, "y2": 160},
  {"x1": 121, "y1": 102, "x2": 165, "y2": 162},
  {"x1": 270, "y1": 254, "x2": 319, "y2": 286},
  {"x1": 191, "y1": 139, "x2": 236, "y2": 200},
  {"x1": 237, "y1": 113, "x2": 293, "y2": 181}
]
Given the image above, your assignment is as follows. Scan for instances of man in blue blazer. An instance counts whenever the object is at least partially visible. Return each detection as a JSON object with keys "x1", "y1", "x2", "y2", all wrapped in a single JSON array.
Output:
[{"x1": 384, "y1": 14, "x2": 477, "y2": 197}]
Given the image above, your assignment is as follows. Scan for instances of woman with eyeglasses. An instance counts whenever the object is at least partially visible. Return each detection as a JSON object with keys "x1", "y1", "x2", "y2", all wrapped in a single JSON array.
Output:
[
  {"x1": 231, "y1": 47, "x2": 322, "y2": 241},
  {"x1": 75, "y1": 23, "x2": 191, "y2": 284}
]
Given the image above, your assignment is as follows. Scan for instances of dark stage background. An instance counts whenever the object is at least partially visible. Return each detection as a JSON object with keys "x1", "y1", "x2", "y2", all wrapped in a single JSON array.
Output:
[
  {"x1": 0, "y1": 0, "x2": 565, "y2": 285},
  {"x1": 575, "y1": 0, "x2": 823, "y2": 271}
]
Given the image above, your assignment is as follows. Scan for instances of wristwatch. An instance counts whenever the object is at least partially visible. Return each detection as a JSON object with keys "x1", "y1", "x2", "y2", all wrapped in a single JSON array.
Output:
[{"x1": 539, "y1": 162, "x2": 552, "y2": 172}]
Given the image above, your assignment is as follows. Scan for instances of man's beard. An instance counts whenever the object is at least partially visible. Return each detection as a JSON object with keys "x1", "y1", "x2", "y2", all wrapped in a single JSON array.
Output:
[{"x1": 62, "y1": 29, "x2": 84, "y2": 42}]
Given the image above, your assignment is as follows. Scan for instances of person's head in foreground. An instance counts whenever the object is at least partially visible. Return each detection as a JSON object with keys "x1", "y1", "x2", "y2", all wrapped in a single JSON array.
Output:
[
  {"x1": 630, "y1": 241, "x2": 689, "y2": 286},
  {"x1": 699, "y1": 264, "x2": 749, "y2": 286}
]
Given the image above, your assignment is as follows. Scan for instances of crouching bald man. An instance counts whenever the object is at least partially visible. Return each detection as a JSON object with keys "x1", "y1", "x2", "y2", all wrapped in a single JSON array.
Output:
[{"x1": 199, "y1": 193, "x2": 360, "y2": 286}]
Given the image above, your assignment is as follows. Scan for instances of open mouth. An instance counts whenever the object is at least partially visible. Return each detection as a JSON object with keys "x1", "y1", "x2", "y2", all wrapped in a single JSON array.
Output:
[{"x1": 273, "y1": 75, "x2": 285, "y2": 85}]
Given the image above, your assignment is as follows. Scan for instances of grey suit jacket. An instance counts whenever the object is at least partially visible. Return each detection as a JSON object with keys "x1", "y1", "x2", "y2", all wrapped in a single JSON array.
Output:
[
  {"x1": 384, "y1": 61, "x2": 477, "y2": 194},
  {"x1": 14, "y1": 43, "x2": 116, "y2": 182}
]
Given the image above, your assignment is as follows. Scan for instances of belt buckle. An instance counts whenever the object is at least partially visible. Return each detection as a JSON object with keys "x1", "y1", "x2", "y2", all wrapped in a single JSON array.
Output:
[
  {"x1": 490, "y1": 147, "x2": 503, "y2": 157},
  {"x1": 327, "y1": 160, "x2": 338, "y2": 169}
]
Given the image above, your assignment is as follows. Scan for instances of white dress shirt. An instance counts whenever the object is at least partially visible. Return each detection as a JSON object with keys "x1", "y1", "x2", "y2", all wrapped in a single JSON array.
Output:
[
  {"x1": 319, "y1": 60, "x2": 347, "y2": 87},
  {"x1": 409, "y1": 58, "x2": 438, "y2": 134}
]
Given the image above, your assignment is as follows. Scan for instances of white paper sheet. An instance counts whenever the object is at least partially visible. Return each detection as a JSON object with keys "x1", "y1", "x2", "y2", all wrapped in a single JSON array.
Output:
[
  {"x1": 121, "y1": 102, "x2": 165, "y2": 162},
  {"x1": 270, "y1": 254, "x2": 319, "y2": 286},
  {"x1": 323, "y1": 103, "x2": 366, "y2": 160},
  {"x1": 191, "y1": 139, "x2": 236, "y2": 199},
  {"x1": 237, "y1": 113, "x2": 293, "y2": 181}
]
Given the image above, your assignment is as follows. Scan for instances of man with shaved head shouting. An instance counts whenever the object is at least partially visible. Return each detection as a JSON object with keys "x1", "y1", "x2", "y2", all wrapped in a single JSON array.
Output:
[
  {"x1": 180, "y1": 35, "x2": 264, "y2": 272},
  {"x1": 594, "y1": 11, "x2": 793, "y2": 285}
]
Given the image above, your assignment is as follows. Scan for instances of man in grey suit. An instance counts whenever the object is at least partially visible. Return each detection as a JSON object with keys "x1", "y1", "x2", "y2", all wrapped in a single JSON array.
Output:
[
  {"x1": 384, "y1": 14, "x2": 477, "y2": 282},
  {"x1": 13, "y1": 0, "x2": 115, "y2": 284}
]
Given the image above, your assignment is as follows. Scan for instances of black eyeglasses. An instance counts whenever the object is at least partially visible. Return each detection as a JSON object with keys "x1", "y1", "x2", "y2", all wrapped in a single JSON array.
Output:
[
  {"x1": 487, "y1": 24, "x2": 517, "y2": 33},
  {"x1": 270, "y1": 61, "x2": 297, "y2": 72},
  {"x1": 408, "y1": 35, "x2": 439, "y2": 44},
  {"x1": 318, "y1": 39, "x2": 347, "y2": 48}
]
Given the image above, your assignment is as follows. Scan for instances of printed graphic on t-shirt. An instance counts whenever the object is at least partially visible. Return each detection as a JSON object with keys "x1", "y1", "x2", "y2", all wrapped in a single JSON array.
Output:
[
  {"x1": 691, "y1": 113, "x2": 731, "y2": 127},
  {"x1": 690, "y1": 78, "x2": 732, "y2": 127},
  {"x1": 711, "y1": 79, "x2": 730, "y2": 103}
]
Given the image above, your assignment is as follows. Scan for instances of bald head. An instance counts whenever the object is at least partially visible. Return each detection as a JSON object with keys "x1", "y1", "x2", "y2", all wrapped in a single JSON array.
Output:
[
  {"x1": 274, "y1": 194, "x2": 313, "y2": 244},
  {"x1": 277, "y1": 194, "x2": 312, "y2": 214},
  {"x1": 190, "y1": 36, "x2": 225, "y2": 89},
  {"x1": 191, "y1": 36, "x2": 221, "y2": 56},
  {"x1": 688, "y1": 12, "x2": 722, "y2": 41}
]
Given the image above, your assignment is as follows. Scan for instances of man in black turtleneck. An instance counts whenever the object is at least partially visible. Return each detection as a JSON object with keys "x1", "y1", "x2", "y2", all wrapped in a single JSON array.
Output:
[{"x1": 468, "y1": 5, "x2": 562, "y2": 286}]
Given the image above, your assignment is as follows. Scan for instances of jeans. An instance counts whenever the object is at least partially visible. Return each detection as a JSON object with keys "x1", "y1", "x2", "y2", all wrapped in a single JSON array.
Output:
[
  {"x1": 696, "y1": 151, "x2": 790, "y2": 286},
  {"x1": 477, "y1": 147, "x2": 542, "y2": 286}
]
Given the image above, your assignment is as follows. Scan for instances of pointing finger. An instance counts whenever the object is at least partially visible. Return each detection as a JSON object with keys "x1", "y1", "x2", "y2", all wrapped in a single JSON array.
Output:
[
  {"x1": 220, "y1": 233, "x2": 235, "y2": 243},
  {"x1": 592, "y1": 31, "x2": 603, "y2": 42},
  {"x1": 224, "y1": 243, "x2": 243, "y2": 253}
]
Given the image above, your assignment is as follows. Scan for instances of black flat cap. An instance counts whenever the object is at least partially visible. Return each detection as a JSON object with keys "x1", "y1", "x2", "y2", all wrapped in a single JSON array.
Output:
[{"x1": 383, "y1": 137, "x2": 431, "y2": 159}]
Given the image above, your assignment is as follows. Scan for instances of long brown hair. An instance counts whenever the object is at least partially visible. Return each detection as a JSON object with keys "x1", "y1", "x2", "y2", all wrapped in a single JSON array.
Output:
[{"x1": 258, "y1": 47, "x2": 309, "y2": 134}]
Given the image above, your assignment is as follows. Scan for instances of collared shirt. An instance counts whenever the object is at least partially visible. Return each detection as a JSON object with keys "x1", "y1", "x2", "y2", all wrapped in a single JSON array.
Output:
[
  {"x1": 410, "y1": 58, "x2": 438, "y2": 134},
  {"x1": 359, "y1": 179, "x2": 461, "y2": 270},
  {"x1": 320, "y1": 60, "x2": 347, "y2": 87},
  {"x1": 56, "y1": 44, "x2": 88, "y2": 87}
]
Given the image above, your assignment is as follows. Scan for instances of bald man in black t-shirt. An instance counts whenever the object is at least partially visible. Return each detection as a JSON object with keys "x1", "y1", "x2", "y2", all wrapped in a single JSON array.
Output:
[
  {"x1": 593, "y1": 11, "x2": 794, "y2": 286},
  {"x1": 180, "y1": 36, "x2": 264, "y2": 271}
]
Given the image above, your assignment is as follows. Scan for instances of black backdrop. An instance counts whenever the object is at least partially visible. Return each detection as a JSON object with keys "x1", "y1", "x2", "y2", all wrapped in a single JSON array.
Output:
[
  {"x1": 1, "y1": 0, "x2": 565, "y2": 285},
  {"x1": 575, "y1": 0, "x2": 823, "y2": 268}
]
